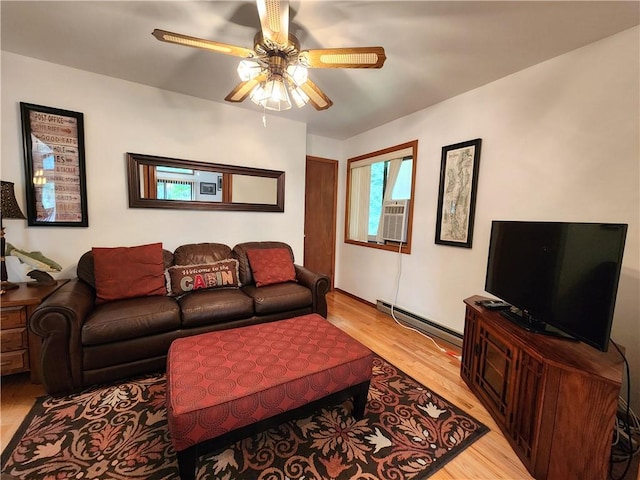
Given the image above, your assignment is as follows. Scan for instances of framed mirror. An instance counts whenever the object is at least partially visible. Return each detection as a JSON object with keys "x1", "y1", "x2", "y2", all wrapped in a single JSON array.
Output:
[
  {"x1": 344, "y1": 140, "x2": 417, "y2": 253},
  {"x1": 126, "y1": 153, "x2": 285, "y2": 212}
]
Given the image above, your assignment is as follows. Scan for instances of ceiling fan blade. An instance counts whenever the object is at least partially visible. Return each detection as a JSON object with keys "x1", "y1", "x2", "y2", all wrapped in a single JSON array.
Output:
[
  {"x1": 225, "y1": 73, "x2": 269, "y2": 103},
  {"x1": 256, "y1": 0, "x2": 289, "y2": 48},
  {"x1": 299, "y1": 79, "x2": 333, "y2": 111},
  {"x1": 299, "y1": 47, "x2": 386, "y2": 69},
  {"x1": 152, "y1": 29, "x2": 256, "y2": 58}
]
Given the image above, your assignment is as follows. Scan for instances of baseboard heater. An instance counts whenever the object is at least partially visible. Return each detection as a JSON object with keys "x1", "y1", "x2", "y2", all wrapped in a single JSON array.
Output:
[{"x1": 376, "y1": 300, "x2": 463, "y2": 348}]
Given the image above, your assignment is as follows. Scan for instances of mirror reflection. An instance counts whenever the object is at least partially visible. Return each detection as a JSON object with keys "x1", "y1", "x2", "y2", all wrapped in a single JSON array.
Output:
[{"x1": 127, "y1": 153, "x2": 284, "y2": 212}]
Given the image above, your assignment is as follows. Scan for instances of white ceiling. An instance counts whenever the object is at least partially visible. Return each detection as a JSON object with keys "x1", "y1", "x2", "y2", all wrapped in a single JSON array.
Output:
[{"x1": 2, "y1": 1, "x2": 638, "y2": 140}]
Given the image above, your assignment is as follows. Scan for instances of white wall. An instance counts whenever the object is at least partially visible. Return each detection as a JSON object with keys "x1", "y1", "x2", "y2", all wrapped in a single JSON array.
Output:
[
  {"x1": 1, "y1": 52, "x2": 307, "y2": 280},
  {"x1": 306, "y1": 134, "x2": 343, "y2": 161},
  {"x1": 338, "y1": 27, "x2": 640, "y2": 409}
]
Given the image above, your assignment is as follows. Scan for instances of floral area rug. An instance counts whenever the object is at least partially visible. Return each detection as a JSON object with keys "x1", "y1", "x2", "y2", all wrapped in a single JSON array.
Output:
[{"x1": 1, "y1": 355, "x2": 488, "y2": 480}]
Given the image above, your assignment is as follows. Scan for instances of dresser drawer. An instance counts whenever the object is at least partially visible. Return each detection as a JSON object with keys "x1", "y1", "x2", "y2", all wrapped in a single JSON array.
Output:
[
  {"x1": 0, "y1": 349, "x2": 29, "y2": 375},
  {"x1": 1, "y1": 327, "x2": 28, "y2": 351},
  {"x1": 0, "y1": 307, "x2": 27, "y2": 329}
]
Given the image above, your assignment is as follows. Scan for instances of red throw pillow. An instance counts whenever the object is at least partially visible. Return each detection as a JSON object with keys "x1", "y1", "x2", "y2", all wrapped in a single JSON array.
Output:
[
  {"x1": 92, "y1": 242, "x2": 167, "y2": 303},
  {"x1": 165, "y1": 259, "x2": 240, "y2": 296},
  {"x1": 246, "y1": 248, "x2": 297, "y2": 287}
]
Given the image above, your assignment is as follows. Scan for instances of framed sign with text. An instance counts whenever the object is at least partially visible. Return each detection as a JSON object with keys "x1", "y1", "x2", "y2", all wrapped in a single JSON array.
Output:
[{"x1": 20, "y1": 102, "x2": 88, "y2": 227}]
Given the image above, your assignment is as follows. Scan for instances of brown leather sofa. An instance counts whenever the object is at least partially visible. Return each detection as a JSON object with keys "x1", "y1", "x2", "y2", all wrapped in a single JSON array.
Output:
[{"x1": 30, "y1": 241, "x2": 330, "y2": 395}]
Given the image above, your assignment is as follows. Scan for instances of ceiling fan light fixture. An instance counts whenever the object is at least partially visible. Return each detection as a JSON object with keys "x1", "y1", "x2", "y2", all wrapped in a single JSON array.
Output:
[
  {"x1": 154, "y1": 0, "x2": 386, "y2": 113},
  {"x1": 237, "y1": 60, "x2": 263, "y2": 81},
  {"x1": 286, "y1": 64, "x2": 308, "y2": 86},
  {"x1": 250, "y1": 83, "x2": 267, "y2": 105},
  {"x1": 289, "y1": 84, "x2": 309, "y2": 108},
  {"x1": 251, "y1": 76, "x2": 292, "y2": 111}
]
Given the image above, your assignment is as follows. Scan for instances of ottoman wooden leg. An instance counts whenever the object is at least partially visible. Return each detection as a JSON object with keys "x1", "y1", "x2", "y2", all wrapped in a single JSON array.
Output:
[
  {"x1": 177, "y1": 445, "x2": 198, "y2": 480},
  {"x1": 352, "y1": 380, "x2": 371, "y2": 419}
]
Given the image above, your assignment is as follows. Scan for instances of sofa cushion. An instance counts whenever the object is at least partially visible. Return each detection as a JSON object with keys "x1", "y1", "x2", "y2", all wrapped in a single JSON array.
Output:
[
  {"x1": 246, "y1": 247, "x2": 297, "y2": 287},
  {"x1": 82, "y1": 295, "x2": 181, "y2": 346},
  {"x1": 178, "y1": 288, "x2": 254, "y2": 328},
  {"x1": 78, "y1": 249, "x2": 174, "y2": 289},
  {"x1": 232, "y1": 241, "x2": 295, "y2": 286},
  {"x1": 242, "y1": 282, "x2": 312, "y2": 315},
  {"x1": 174, "y1": 243, "x2": 232, "y2": 265},
  {"x1": 92, "y1": 243, "x2": 167, "y2": 303},
  {"x1": 165, "y1": 259, "x2": 240, "y2": 297}
]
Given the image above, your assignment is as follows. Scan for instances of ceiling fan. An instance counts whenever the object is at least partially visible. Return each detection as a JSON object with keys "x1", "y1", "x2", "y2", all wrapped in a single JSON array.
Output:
[{"x1": 152, "y1": 0, "x2": 386, "y2": 112}]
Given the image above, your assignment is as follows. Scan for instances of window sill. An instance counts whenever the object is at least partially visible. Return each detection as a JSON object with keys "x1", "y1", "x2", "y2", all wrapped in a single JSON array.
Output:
[{"x1": 344, "y1": 238, "x2": 411, "y2": 254}]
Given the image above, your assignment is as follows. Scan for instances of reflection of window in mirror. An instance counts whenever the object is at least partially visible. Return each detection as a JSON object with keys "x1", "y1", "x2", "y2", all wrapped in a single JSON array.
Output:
[
  {"x1": 157, "y1": 166, "x2": 195, "y2": 200},
  {"x1": 345, "y1": 140, "x2": 417, "y2": 254},
  {"x1": 141, "y1": 165, "x2": 224, "y2": 202}
]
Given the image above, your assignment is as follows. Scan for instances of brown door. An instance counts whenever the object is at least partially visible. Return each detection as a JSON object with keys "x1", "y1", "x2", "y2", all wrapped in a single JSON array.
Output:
[{"x1": 304, "y1": 156, "x2": 338, "y2": 289}]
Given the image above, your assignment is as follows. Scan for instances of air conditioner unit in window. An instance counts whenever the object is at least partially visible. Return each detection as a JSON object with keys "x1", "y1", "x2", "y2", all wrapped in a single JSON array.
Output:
[{"x1": 381, "y1": 199, "x2": 409, "y2": 242}]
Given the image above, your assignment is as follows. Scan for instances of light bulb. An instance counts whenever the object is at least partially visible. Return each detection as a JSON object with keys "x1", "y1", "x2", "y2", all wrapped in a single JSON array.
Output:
[{"x1": 261, "y1": 78, "x2": 292, "y2": 111}]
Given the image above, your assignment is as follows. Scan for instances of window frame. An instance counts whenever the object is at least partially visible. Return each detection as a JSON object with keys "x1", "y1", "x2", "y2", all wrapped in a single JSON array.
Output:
[{"x1": 344, "y1": 140, "x2": 418, "y2": 254}]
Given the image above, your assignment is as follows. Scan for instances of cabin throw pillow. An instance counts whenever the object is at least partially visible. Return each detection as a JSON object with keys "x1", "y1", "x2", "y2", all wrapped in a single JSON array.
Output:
[{"x1": 165, "y1": 259, "x2": 240, "y2": 296}]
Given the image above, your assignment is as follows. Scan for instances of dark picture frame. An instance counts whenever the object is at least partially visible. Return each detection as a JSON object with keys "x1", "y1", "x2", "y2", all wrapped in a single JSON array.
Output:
[
  {"x1": 20, "y1": 102, "x2": 88, "y2": 227},
  {"x1": 200, "y1": 182, "x2": 216, "y2": 195},
  {"x1": 435, "y1": 138, "x2": 482, "y2": 248}
]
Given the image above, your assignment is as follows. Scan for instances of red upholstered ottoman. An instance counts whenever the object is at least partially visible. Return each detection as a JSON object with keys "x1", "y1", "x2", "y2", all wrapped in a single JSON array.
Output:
[{"x1": 166, "y1": 313, "x2": 373, "y2": 480}]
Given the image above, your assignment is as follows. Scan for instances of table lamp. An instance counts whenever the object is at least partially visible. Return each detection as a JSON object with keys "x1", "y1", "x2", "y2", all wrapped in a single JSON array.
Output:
[{"x1": 1, "y1": 181, "x2": 26, "y2": 290}]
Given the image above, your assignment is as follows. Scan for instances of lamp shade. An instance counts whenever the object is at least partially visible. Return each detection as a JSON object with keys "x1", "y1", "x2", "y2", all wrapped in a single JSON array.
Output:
[{"x1": 1, "y1": 181, "x2": 26, "y2": 220}]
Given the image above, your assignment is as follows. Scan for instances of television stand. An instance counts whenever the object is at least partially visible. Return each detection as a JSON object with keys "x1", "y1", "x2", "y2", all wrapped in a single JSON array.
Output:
[
  {"x1": 499, "y1": 309, "x2": 579, "y2": 342},
  {"x1": 461, "y1": 296, "x2": 624, "y2": 480}
]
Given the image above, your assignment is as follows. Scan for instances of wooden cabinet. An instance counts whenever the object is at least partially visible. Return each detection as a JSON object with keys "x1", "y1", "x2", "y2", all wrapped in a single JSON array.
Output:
[
  {"x1": 1, "y1": 281, "x2": 67, "y2": 382},
  {"x1": 462, "y1": 296, "x2": 624, "y2": 480}
]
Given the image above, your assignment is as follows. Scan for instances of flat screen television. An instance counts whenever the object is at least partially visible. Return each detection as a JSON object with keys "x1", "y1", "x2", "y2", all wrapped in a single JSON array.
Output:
[{"x1": 485, "y1": 221, "x2": 627, "y2": 352}]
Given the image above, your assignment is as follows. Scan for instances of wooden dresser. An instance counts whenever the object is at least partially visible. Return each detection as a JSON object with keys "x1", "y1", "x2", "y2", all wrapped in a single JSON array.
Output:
[
  {"x1": 461, "y1": 295, "x2": 624, "y2": 480},
  {"x1": 1, "y1": 280, "x2": 67, "y2": 382}
]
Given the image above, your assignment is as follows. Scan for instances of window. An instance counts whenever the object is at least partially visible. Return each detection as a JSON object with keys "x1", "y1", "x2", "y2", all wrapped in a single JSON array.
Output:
[
  {"x1": 155, "y1": 166, "x2": 195, "y2": 201},
  {"x1": 345, "y1": 140, "x2": 417, "y2": 253},
  {"x1": 157, "y1": 179, "x2": 195, "y2": 200},
  {"x1": 367, "y1": 159, "x2": 413, "y2": 238}
]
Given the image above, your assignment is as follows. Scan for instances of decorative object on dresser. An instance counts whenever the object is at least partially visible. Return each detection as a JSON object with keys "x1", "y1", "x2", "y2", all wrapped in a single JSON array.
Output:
[
  {"x1": 25, "y1": 270, "x2": 56, "y2": 286},
  {"x1": 0, "y1": 281, "x2": 67, "y2": 382},
  {"x1": 461, "y1": 296, "x2": 624, "y2": 480},
  {"x1": 0, "y1": 181, "x2": 27, "y2": 291},
  {"x1": 5, "y1": 242, "x2": 62, "y2": 274}
]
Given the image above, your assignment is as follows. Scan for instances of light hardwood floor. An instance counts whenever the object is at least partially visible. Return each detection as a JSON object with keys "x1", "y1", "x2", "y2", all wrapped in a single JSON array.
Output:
[{"x1": 1, "y1": 290, "x2": 637, "y2": 479}]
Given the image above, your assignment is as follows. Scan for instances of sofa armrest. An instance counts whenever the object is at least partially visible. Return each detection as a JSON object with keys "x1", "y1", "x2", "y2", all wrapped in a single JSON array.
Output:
[
  {"x1": 29, "y1": 278, "x2": 95, "y2": 395},
  {"x1": 294, "y1": 265, "x2": 330, "y2": 317}
]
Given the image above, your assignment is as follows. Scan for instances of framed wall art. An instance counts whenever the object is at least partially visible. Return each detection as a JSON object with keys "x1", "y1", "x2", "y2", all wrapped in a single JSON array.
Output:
[
  {"x1": 20, "y1": 102, "x2": 88, "y2": 227},
  {"x1": 200, "y1": 182, "x2": 216, "y2": 195},
  {"x1": 435, "y1": 138, "x2": 482, "y2": 248}
]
